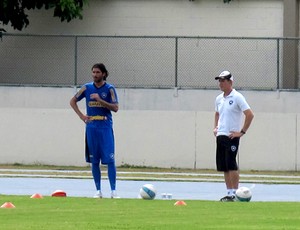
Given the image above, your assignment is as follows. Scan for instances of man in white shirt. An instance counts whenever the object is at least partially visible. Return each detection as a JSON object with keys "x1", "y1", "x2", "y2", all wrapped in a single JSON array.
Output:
[{"x1": 213, "y1": 71, "x2": 254, "y2": 202}]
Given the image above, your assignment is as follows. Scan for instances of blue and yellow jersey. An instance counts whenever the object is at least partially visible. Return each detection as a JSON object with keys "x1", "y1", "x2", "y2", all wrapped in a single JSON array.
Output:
[{"x1": 75, "y1": 82, "x2": 118, "y2": 128}]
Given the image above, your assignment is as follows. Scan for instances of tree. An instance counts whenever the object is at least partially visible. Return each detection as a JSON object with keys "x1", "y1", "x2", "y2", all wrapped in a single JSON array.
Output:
[{"x1": 0, "y1": 0, "x2": 88, "y2": 31}]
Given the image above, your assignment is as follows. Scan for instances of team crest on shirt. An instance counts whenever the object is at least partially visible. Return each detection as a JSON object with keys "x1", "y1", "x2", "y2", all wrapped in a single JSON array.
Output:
[
  {"x1": 229, "y1": 100, "x2": 233, "y2": 105},
  {"x1": 101, "y1": 92, "x2": 107, "y2": 98},
  {"x1": 231, "y1": 145, "x2": 237, "y2": 152}
]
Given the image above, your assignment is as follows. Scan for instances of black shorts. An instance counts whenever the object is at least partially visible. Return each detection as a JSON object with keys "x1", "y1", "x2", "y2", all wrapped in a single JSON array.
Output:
[{"x1": 216, "y1": 135, "x2": 240, "y2": 172}]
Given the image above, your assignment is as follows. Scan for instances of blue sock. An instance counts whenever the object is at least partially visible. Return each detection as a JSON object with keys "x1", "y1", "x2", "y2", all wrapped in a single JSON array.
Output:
[
  {"x1": 107, "y1": 162, "x2": 116, "y2": 191},
  {"x1": 91, "y1": 163, "x2": 101, "y2": 191}
]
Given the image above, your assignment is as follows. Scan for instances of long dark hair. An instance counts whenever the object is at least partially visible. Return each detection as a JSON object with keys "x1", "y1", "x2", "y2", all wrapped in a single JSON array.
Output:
[{"x1": 92, "y1": 63, "x2": 109, "y2": 80}]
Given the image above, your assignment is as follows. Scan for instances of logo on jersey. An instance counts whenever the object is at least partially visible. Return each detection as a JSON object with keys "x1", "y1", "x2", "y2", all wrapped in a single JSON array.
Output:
[
  {"x1": 110, "y1": 88, "x2": 117, "y2": 103},
  {"x1": 89, "y1": 101, "x2": 103, "y2": 107},
  {"x1": 75, "y1": 86, "x2": 86, "y2": 98},
  {"x1": 101, "y1": 92, "x2": 107, "y2": 99},
  {"x1": 229, "y1": 100, "x2": 233, "y2": 105},
  {"x1": 231, "y1": 145, "x2": 237, "y2": 152}
]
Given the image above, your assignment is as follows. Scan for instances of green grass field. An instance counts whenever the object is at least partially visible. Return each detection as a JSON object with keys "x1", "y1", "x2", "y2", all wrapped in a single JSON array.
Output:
[{"x1": 1, "y1": 195, "x2": 300, "y2": 230}]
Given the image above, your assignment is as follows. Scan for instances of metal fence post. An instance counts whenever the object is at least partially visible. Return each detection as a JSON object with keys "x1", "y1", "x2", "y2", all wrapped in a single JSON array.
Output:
[
  {"x1": 175, "y1": 37, "x2": 178, "y2": 88},
  {"x1": 74, "y1": 36, "x2": 78, "y2": 86},
  {"x1": 277, "y1": 38, "x2": 280, "y2": 90}
]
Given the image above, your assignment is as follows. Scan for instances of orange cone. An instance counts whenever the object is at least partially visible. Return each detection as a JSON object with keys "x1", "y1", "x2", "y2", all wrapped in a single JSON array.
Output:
[
  {"x1": 1, "y1": 202, "x2": 16, "y2": 208},
  {"x1": 174, "y1": 200, "x2": 187, "y2": 206},
  {"x1": 30, "y1": 193, "x2": 43, "y2": 199}
]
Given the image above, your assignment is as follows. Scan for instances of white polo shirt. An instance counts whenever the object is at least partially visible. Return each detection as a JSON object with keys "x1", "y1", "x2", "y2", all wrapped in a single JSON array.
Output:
[{"x1": 215, "y1": 89, "x2": 250, "y2": 137}]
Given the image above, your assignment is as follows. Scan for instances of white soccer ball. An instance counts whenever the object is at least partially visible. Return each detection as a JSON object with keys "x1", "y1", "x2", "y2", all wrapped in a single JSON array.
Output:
[
  {"x1": 236, "y1": 187, "x2": 252, "y2": 202},
  {"x1": 139, "y1": 184, "x2": 157, "y2": 200}
]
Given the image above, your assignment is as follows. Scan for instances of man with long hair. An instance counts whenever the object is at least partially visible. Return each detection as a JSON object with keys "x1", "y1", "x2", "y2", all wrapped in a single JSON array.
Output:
[{"x1": 70, "y1": 63, "x2": 119, "y2": 198}]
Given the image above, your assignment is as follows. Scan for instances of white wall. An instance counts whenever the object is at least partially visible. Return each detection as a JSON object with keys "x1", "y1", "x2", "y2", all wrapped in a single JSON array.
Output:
[
  {"x1": 1, "y1": 86, "x2": 300, "y2": 171},
  {"x1": 4, "y1": 0, "x2": 283, "y2": 37}
]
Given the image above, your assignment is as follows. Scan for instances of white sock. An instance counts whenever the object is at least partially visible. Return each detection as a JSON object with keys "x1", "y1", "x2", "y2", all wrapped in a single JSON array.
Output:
[{"x1": 227, "y1": 189, "x2": 234, "y2": 196}]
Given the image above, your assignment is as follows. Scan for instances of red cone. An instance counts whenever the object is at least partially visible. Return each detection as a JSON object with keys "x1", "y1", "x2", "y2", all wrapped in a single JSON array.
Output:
[
  {"x1": 51, "y1": 190, "x2": 67, "y2": 197},
  {"x1": 1, "y1": 202, "x2": 16, "y2": 208},
  {"x1": 30, "y1": 193, "x2": 43, "y2": 199},
  {"x1": 174, "y1": 200, "x2": 187, "y2": 206}
]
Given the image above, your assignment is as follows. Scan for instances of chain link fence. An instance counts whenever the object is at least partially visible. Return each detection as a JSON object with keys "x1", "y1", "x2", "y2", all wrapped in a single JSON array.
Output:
[{"x1": 0, "y1": 33, "x2": 299, "y2": 90}]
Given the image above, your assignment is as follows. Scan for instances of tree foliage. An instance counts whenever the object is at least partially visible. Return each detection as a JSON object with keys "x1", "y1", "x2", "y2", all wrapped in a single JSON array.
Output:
[{"x1": 0, "y1": 0, "x2": 88, "y2": 31}]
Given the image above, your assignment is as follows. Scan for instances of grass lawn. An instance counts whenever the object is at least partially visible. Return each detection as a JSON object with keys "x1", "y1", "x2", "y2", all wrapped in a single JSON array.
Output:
[{"x1": 1, "y1": 195, "x2": 300, "y2": 230}]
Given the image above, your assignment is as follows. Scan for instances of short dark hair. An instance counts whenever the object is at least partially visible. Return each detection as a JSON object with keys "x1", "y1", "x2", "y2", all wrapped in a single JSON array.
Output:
[{"x1": 92, "y1": 63, "x2": 109, "y2": 80}]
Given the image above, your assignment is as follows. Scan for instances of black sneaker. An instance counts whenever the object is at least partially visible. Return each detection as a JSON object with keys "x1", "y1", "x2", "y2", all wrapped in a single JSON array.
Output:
[{"x1": 220, "y1": 195, "x2": 235, "y2": 202}]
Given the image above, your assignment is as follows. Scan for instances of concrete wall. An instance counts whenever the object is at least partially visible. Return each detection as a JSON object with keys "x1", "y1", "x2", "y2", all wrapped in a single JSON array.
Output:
[
  {"x1": 1, "y1": 86, "x2": 300, "y2": 171},
  {"x1": 4, "y1": 0, "x2": 283, "y2": 37}
]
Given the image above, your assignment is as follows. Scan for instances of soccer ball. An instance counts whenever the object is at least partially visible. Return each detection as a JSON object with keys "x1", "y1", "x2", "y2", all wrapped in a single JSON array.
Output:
[
  {"x1": 139, "y1": 184, "x2": 157, "y2": 200},
  {"x1": 236, "y1": 187, "x2": 252, "y2": 202}
]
